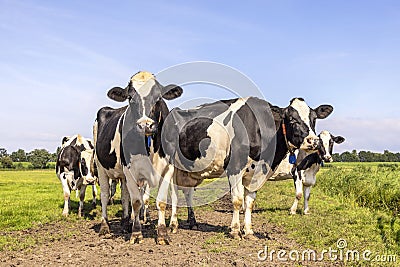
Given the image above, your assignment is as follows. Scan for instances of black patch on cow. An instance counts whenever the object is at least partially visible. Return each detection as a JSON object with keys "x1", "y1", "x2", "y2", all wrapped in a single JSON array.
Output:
[
  {"x1": 162, "y1": 100, "x2": 234, "y2": 170},
  {"x1": 95, "y1": 106, "x2": 127, "y2": 170},
  {"x1": 70, "y1": 138, "x2": 77, "y2": 147},
  {"x1": 56, "y1": 145, "x2": 81, "y2": 184},
  {"x1": 179, "y1": 118, "x2": 213, "y2": 162},
  {"x1": 223, "y1": 111, "x2": 232, "y2": 126},
  {"x1": 80, "y1": 157, "x2": 88, "y2": 176},
  {"x1": 262, "y1": 164, "x2": 268, "y2": 174},
  {"x1": 297, "y1": 153, "x2": 321, "y2": 171}
]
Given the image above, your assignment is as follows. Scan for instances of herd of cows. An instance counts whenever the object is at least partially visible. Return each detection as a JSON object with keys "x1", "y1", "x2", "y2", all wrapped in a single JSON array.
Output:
[{"x1": 56, "y1": 71, "x2": 344, "y2": 244}]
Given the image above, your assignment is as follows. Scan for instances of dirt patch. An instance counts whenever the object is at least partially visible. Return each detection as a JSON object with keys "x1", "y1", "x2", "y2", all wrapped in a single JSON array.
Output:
[{"x1": 0, "y1": 197, "x2": 341, "y2": 266}]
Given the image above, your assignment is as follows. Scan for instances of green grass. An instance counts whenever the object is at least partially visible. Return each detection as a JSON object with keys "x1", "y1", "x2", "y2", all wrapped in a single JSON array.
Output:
[
  {"x1": 0, "y1": 170, "x2": 62, "y2": 231},
  {"x1": 254, "y1": 163, "x2": 399, "y2": 265},
  {"x1": 1, "y1": 164, "x2": 400, "y2": 266}
]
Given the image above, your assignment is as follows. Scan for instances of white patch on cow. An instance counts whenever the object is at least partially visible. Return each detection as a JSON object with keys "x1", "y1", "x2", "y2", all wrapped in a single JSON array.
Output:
[
  {"x1": 127, "y1": 154, "x2": 162, "y2": 188},
  {"x1": 290, "y1": 99, "x2": 311, "y2": 128},
  {"x1": 181, "y1": 98, "x2": 248, "y2": 176},
  {"x1": 242, "y1": 159, "x2": 273, "y2": 192},
  {"x1": 301, "y1": 164, "x2": 318, "y2": 187},
  {"x1": 131, "y1": 71, "x2": 157, "y2": 124},
  {"x1": 290, "y1": 99, "x2": 318, "y2": 150},
  {"x1": 80, "y1": 149, "x2": 96, "y2": 184},
  {"x1": 109, "y1": 117, "x2": 123, "y2": 168},
  {"x1": 63, "y1": 134, "x2": 93, "y2": 150}
]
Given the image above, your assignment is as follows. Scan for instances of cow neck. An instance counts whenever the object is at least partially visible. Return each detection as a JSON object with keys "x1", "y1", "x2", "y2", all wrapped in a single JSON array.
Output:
[
  {"x1": 145, "y1": 111, "x2": 162, "y2": 153},
  {"x1": 271, "y1": 121, "x2": 293, "y2": 170}
]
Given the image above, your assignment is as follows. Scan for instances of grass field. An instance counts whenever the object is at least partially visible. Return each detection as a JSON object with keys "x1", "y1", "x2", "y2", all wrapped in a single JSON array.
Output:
[{"x1": 0, "y1": 163, "x2": 399, "y2": 264}]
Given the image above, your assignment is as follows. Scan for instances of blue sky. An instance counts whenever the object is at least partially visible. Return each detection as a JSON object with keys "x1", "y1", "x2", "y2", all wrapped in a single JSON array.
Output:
[{"x1": 1, "y1": 0, "x2": 400, "y2": 153}]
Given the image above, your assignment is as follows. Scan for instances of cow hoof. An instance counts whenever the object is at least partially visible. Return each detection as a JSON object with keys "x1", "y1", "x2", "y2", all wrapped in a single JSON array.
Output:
[
  {"x1": 157, "y1": 235, "x2": 171, "y2": 245},
  {"x1": 62, "y1": 212, "x2": 69, "y2": 217},
  {"x1": 99, "y1": 220, "x2": 110, "y2": 235},
  {"x1": 304, "y1": 210, "x2": 311, "y2": 215},
  {"x1": 289, "y1": 210, "x2": 297, "y2": 215},
  {"x1": 157, "y1": 225, "x2": 171, "y2": 245},
  {"x1": 169, "y1": 222, "x2": 178, "y2": 234},
  {"x1": 229, "y1": 231, "x2": 242, "y2": 240},
  {"x1": 129, "y1": 232, "x2": 144, "y2": 244}
]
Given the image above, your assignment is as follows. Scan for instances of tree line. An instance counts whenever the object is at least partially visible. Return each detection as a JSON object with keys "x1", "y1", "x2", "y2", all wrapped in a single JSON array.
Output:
[
  {"x1": 0, "y1": 147, "x2": 60, "y2": 169},
  {"x1": 1, "y1": 147, "x2": 400, "y2": 169},
  {"x1": 332, "y1": 150, "x2": 400, "y2": 162}
]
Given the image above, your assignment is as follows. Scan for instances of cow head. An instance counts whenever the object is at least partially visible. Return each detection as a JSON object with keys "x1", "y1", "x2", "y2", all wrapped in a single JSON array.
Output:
[
  {"x1": 107, "y1": 71, "x2": 183, "y2": 135},
  {"x1": 79, "y1": 149, "x2": 97, "y2": 185},
  {"x1": 282, "y1": 98, "x2": 333, "y2": 152},
  {"x1": 318, "y1": 130, "x2": 345, "y2": 162}
]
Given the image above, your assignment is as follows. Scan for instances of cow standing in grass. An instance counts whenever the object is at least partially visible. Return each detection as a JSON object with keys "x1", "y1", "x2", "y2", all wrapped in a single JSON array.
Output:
[
  {"x1": 56, "y1": 135, "x2": 97, "y2": 217},
  {"x1": 94, "y1": 71, "x2": 183, "y2": 241},
  {"x1": 290, "y1": 130, "x2": 345, "y2": 215},
  {"x1": 102, "y1": 70, "x2": 334, "y2": 242}
]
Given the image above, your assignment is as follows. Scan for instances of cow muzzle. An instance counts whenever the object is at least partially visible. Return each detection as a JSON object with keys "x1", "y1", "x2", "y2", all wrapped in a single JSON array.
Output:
[
  {"x1": 323, "y1": 155, "x2": 333, "y2": 163},
  {"x1": 136, "y1": 117, "x2": 157, "y2": 134}
]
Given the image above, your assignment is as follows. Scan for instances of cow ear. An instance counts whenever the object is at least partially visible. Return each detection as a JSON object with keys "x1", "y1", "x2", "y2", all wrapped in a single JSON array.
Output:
[
  {"x1": 62, "y1": 136, "x2": 70, "y2": 146},
  {"x1": 332, "y1": 135, "x2": 345, "y2": 144},
  {"x1": 269, "y1": 104, "x2": 284, "y2": 121},
  {"x1": 314, "y1": 105, "x2": 333, "y2": 119},
  {"x1": 162, "y1": 84, "x2": 183, "y2": 100},
  {"x1": 107, "y1": 87, "x2": 128, "y2": 102}
]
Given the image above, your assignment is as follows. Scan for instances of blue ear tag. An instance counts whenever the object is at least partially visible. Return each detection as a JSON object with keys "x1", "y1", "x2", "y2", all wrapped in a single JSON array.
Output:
[
  {"x1": 147, "y1": 136, "x2": 152, "y2": 147},
  {"x1": 289, "y1": 153, "x2": 297, "y2": 164}
]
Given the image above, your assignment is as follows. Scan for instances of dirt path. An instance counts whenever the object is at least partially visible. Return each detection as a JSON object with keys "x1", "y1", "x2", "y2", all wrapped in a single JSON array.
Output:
[{"x1": 0, "y1": 196, "x2": 340, "y2": 266}]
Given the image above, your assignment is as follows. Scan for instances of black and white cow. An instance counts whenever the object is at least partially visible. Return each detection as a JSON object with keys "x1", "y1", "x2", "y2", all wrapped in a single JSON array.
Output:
[
  {"x1": 56, "y1": 135, "x2": 97, "y2": 217},
  {"x1": 104, "y1": 71, "x2": 333, "y2": 242},
  {"x1": 159, "y1": 97, "x2": 333, "y2": 239},
  {"x1": 290, "y1": 130, "x2": 344, "y2": 215},
  {"x1": 94, "y1": 71, "x2": 183, "y2": 242}
]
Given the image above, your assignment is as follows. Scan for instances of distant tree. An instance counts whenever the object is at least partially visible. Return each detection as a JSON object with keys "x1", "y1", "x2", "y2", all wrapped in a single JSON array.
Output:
[
  {"x1": 340, "y1": 151, "x2": 360, "y2": 162},
  {"x1": 10, "y1": 149, "x2": 27, "y2": 162},
  {"x1": 0, "y1": 148, "x2": 8, "y2": 158},
  {"x1": 27, "y1": 149, "x2": 52, "y2": 169},
  {"x1": 332, "y1": 153, "x2": 341, "y2": 162},
  {"x1": 0, "y1": 156, "x2": 14, "y2": 168}
]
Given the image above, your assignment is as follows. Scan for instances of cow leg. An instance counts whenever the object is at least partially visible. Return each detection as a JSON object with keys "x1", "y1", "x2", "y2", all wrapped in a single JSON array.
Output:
[
  {"x1": 229, "y1": 174, "x2": 244, "y2": 239},
  {"x1": 290, "y1": 171, "x2": 303, "y2": 215},
  {"x1": 243, "y1": 188, "x2": 257, "y2": 240},
  {"x1": 169, "y1": 179, "x2": 179, "y2": 234},
  {"x1": 140, "y1": 184, "x2": 150, "y2": 223},
  {"x1": 109, "y1": 179, "x2": 117, "y2": 205},
  {"x1": 123, "y1": 169, "x2": 144, "y2": 244},
  {"x1": 78, "y1": 184, "x2": 87, "y2": 217},
  {"x1": 183, "y1": 187, "x2": 198, "y2": 230},
  {"x1": 91, "y1": 184, "x2": 97, "y2": 208},
  {"x1": 156, "y1": 166, "x2": 174, "y2": 245},
  {"x1": 119, "y1": 178, "x2": 131, "y2": 232},
  {"x1": 98, "y1": 170, "x2": 111, "y2": 235},
  {"x1": 303, "y1": 186, "x2": 312, "y2": 215},
  {"x1": 60, "y1": 176, "x2": 71, "y2": 216}
]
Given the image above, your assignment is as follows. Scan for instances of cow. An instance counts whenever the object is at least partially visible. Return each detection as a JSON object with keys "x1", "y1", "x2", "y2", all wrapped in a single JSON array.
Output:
[
  {"x1": 157, "y1": 97, "x2": 334, "y2": 240},
  {"x1": 56, "y1": 135, "x2": 97, "y2": 217},
  {"x1": 104, "y1": 71, "x2": 333, "y2": 242},
  {"x1": 94, "y1": 71, "x2": 183, "y2": 242},
  {"x1": 290, "y1": 130, "x2": 345, "y2": 215}
]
